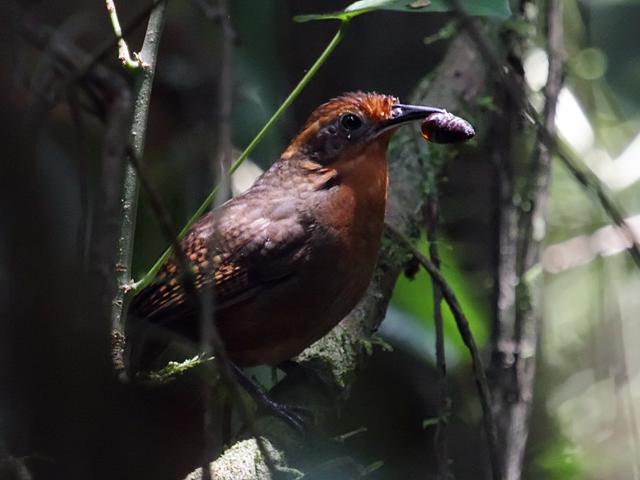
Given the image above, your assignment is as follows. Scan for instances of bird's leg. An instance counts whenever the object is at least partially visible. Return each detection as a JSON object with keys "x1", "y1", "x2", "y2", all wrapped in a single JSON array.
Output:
[
  {"x1": 230, "y1": 363, "x2": 308, "y2": 435},
  {"x1": 275, "y1": 360, "x2": 336, "y2": 418}
]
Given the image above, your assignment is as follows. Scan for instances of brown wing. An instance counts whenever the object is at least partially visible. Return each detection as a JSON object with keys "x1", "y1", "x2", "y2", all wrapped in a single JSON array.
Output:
[{"x1": 128, "y1": 195, "x2": 312, "y2": 326}]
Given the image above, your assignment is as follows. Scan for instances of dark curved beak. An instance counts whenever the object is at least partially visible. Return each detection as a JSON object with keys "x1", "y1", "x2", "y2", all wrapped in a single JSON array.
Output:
[{"x1": 376, "y1": 103, "x2": 445, "y2": 134}]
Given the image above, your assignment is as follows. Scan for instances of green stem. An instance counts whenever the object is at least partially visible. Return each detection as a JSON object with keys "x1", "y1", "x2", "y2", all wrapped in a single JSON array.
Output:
[
  {"x1": 105, "y1": 0, "x2": 143, "y2": 70},
  {"x1": 131, "y1": 19, "x2": 350, "y2": 292}
]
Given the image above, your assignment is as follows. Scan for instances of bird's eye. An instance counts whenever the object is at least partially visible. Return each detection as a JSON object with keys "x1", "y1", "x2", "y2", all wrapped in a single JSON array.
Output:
[{"x1": 340, "y1": 113, "x2": 363, "y2": 131}]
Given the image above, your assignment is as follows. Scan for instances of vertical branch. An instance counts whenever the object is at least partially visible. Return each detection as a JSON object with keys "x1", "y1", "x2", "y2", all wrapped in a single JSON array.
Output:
[
  {"x1": 66, "y1": 90, "x2": 92, "y2": 272},
  {"x1": 490, "y1": 64, "x2": 520, "y2": 480},
  {"x1": 89, "y1": 68, "x2": 133, "y2": 369},
  {"x1": 424, "y1": 198, "x2": 451, "y2": 479},
  {"x1": 201, "y1": 0, "x2": 232, "y2": 476},
  {"x1": 520, "y1": 0, "x2": 563, "y2": 270},
  {"x1": 183, "y1": 3, "x2": 279, "y2": 474},
  {"x1": 110, "y1": 0, "x2": 168, "y2": 376},
  {"x1": 490, "y1": 1, "x2": 564, "y2": 479}
]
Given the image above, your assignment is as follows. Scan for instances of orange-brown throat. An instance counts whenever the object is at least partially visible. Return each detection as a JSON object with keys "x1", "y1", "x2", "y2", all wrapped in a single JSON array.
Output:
[
  {"x1": 294, "y1": 131, "x2": 393, "y2": 194},
  {"x1": 335, "y1": 133, "x2": 390, "y2": 185},
  {"x1": 312, "y1": 134, "x2": 391, "y2": 267}
]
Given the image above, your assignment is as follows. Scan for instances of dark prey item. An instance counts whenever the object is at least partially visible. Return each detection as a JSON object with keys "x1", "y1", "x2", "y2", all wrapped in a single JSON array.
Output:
[{"x1": 421, "y1": 111, "x2": 475, "y2": 144}]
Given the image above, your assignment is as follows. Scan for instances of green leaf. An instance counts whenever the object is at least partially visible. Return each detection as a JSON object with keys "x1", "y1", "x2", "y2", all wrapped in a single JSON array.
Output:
[{"x1": 294, "y1": 0, "x2": 511, "y2": 23}]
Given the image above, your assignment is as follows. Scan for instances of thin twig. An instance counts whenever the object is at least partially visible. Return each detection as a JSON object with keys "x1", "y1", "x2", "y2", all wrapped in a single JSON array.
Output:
[
  {"x1": 110, "y1": 0, "x2": 168, "y2": 378},
  {"x1": 84, "y1": 1, "x2": 166, "y2": 79},
  {"x1": 105, "y1": 0, "x2": 147, "y2": 70},
  {"x1": 333, "y1": 427, "x2": 368, "y2": 443},
  {"x1": 200, "y1": 1, "x2": 231, "y2": 477},
  {"x1": 195, "y1": 0, "x2": 278, "y2": 475},
  {"x1": 518, "y1": 0, "x2": 563, "y2": 272},
  {"x1": 424, "y1": 198, "x2": 451, "y2": 479},
  {"x1": 386, "y1": 223, "x2": 501, "y2": 480},
  {"x1": 66, "y1": 89, "x2": 92, "y2": 273},
  {"x1": 203, "y1": 2, "x2": 279, "y2": 471}
]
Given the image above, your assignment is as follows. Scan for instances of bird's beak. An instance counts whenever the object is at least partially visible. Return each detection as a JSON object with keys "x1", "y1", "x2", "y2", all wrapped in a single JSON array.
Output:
[{"x1": 376, "y1": 103, "x2": 445, "y2": 134}]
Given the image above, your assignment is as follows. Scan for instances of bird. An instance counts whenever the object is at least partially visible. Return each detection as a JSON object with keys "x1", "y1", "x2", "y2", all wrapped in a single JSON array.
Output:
[{"x1": 126, "y1": 92, "x2": 474, "y2": 372}]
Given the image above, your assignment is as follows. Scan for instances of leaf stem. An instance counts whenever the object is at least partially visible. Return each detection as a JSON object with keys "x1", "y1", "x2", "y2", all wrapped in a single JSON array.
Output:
[{"x1": 131, "y1": 19, "x2": 350, "y2": 292}]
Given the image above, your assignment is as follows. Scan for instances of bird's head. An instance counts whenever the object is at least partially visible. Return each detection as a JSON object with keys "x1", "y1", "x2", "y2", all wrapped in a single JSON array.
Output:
[{"x1": 282, "y1": 91, "x2": 444, "y2": 165}]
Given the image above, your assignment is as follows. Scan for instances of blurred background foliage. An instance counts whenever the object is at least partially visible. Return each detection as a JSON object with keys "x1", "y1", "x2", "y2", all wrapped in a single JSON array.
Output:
[{"x1": 3, "y1": 0, "x2": 640, "y2": 478}]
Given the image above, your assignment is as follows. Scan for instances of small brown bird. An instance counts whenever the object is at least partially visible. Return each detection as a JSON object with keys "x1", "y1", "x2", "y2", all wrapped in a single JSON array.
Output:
[{"x1": 128, "y1": 92, "x2": 473, "y2": 370}]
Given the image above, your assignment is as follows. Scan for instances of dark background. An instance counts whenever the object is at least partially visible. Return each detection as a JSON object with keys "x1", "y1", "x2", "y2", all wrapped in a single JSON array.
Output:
[{"x1": 2, "y1": 1, "x2": 640, "y2": 479}]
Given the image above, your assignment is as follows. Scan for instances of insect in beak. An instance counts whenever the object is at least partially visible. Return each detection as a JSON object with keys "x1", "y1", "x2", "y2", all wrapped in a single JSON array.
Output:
[{"x1": 377, "y1": 103, "x2": 475, "y2": 144}]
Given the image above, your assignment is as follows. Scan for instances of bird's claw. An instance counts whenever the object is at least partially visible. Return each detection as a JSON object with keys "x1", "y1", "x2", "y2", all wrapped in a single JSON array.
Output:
[
  {"x1": 230, "y1": 363, "x2": 312, "y2": 435},
  {"x1": 254, "y1": 397, "x2": 312, "y2": 436}
]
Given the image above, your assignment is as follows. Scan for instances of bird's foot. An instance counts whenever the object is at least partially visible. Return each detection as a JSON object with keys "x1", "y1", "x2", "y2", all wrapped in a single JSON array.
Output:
[
  {"x1": 231, "y1": 363, "x2": 311, "y2": 435},
  {"x1": 254, "y1": 395, "x2": 312, "y2": 436}
]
